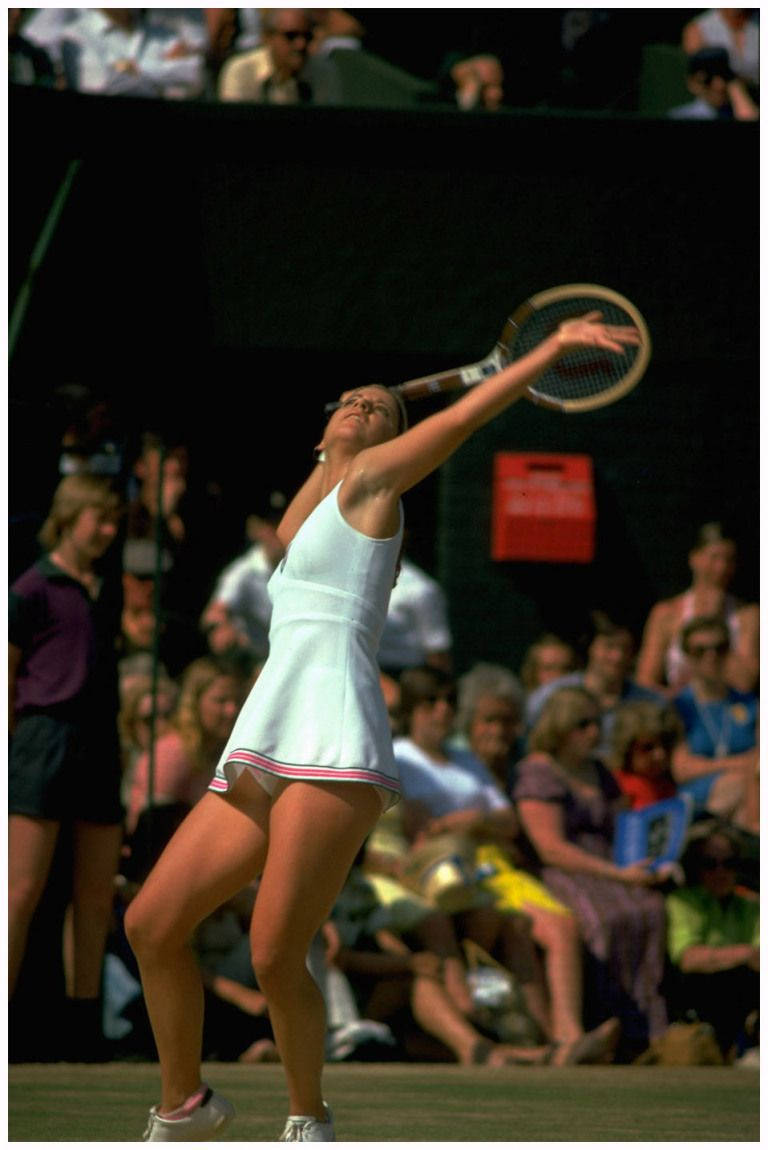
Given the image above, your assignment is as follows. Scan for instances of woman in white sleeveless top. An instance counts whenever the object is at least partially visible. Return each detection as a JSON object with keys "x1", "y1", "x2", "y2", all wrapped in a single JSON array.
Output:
[
  {"x1": 126, "y1": 313, "x2": 640, "y2": 1143},
  {"x1": 636, "y1": 523, "x2": 758, "y2": 696}
]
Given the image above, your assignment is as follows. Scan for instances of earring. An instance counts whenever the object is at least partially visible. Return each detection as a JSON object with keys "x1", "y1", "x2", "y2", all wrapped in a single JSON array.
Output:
[{"x1": 313, "y1": 445, "x2": 326, "y2": 463}]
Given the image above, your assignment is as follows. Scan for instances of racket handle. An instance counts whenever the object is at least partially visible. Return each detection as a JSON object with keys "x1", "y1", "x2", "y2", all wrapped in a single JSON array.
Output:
[
  {"x1": 393, "y1": 369, "x2": 468, "y2": 402},
  {"x1": 393, "y1": 343, "x2": 510, "y2": 403}
]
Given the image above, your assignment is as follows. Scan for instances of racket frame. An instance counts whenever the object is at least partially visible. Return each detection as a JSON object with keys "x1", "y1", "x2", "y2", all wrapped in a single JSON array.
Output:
[{"x1": 392, "y1": 283, "x2": 651, "y2": 414}]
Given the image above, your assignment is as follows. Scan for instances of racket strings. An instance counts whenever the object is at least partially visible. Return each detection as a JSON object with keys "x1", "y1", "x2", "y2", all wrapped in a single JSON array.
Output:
[{"x1": 515, "y1": 298, "x2": 640, "y2": 402}]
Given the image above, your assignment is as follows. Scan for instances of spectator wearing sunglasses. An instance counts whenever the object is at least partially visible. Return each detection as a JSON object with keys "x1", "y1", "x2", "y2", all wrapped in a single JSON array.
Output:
[
  {"x1": 218, "y1": 8, "x2": 313, "y2": 103},
  {"x1": 393, "y1": 668, "x2": 622, "y2": 1066},
  {"x1": 666, "y1": 823, "x2": 759, "y2": 1061},
  {"x1": 671, "y1": 616, "x2": 759, "y2": 834},
  {"x1": 513, "y1": 686, "x2": 669, "y2": 1059}
]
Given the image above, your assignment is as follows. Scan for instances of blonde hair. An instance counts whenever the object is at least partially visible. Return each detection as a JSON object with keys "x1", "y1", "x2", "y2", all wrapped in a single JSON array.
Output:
[
  {"x1": 609, "y1": 700, "x2": 683, "y2": 772},
  {"x1": 172, "y1": 657, "x2": 243, "y2": 769},
  {"x1": 528, "y1": 686, "x2": 600, "y2": 755},
  {"x1": 38, "y1": 474, "x2": 122, "y2": 551}
]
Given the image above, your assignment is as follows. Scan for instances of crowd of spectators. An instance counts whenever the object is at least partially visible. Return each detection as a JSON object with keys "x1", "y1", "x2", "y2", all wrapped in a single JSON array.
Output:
[
  {"x1": 8, "y1": 402, "x2": 759, "y2": 1070},
  {"x1": 8, "y1": 4, "x2": 759, "y2": 1075},
  {"x1": 9, "y1": 8, "x2": 760, "y2": 118}
]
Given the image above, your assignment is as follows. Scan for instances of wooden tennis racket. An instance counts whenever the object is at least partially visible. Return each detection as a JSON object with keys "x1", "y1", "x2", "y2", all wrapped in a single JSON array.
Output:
[{"x1": 391, "y1": 283, "x2": 651, "y2": 413}]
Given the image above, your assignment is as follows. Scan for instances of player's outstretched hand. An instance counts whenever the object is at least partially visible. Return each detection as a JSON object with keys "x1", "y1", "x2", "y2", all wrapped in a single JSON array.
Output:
[{"x1": 556, "y1": 311, "x2": 642, "y2": 354}]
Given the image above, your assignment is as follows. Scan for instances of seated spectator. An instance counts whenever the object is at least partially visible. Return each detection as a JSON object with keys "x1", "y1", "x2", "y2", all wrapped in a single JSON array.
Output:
[
  {"x1": 144, "y1": 9, "x2": 210, "y2": 56},
  {"x1": 438, "y1": 51, "x2": 505, "y2": 110},
  {"x1": 379, "y1": 671, "x2": 404, "y2": 736},
  {"x1": 363, "y1": 810, "x2": 489, "y2": 1025},
  {"x1": 13, "y1": 8, "x2": 76, "y2": 80},
  {"x1": 123, "y1": 433, "x2": 188, "y2": 585},
  {"x1": 671, "y1": 616, "x2": 759, "y2": 834},
  {"x1": 636, "y1": 522, "x2": 759, "y2": 695},
  {"x1": 121, "y1": 569, "x2": 204, "y2": 680},
  {"x1": 525, "y1": 611, "x2": 663, "y2": 762},
  {"x1": 34, "y1": 8, "x2": 206, "y2": 98},
  {"x1": 309, "y1": 8, "x2": 366, "y2": 56},
  {"x1": 230, "y1": 9, "x2": 264, "y2": 55},
  {"x1": 519, "y1": 633, "x2": 578, "y2": 696},
  {"x1": 126, "y1": 656, "x2": 247, "y2": 834},
  {"x1": 193, "y1": 883, "x2": 280, "y2": 1064},
  {"x1": 112, "y1": 808, "x2": 277, "y2": 1062},
  {"x1": 323, "y1": 863, "x2": 549, "y2": 1066},
  {"x1": 669, "y1": 47, "x2": 758, "y2": 120},
  {"x1": 377, "y1": 547, "x2": 453, "y2": 678},
  {"x1": 55, "y1": 385, "x2": 124, "y2": 479},
  {"x1": 454, "y1": 661, "x2": 525, "y2": 791},
  {"x1": 200, "y1": 493, "x2": 287, "y2": 662},
  {"x1": 145, "y1": 8, "x2": 228, "y2": 95},
  {"x1": 395, "y1": 666, "x2": 620, "y2": 1065},
  {"x1": 513, "y1": 686, "x2": 669, "y2": 1058},
  {"x1": 610, "y1": 700, "x2": 683, "y2": 811},
  {"x1": 666, "y1": 822, "x2": 759, "y2": 1061},
  {"x1": 218, "y1": 8, "x2": 313, "y2": 103},
  {"x1": 121, "y1": 572, "x2": 158, "y2": 657},
  {"x1": 118, "y1": 671, "x2": 178, "y2": 803},
  {"x1": 123, "y1": 433, "x2": 214, "y2": 660},
  {"x1": 8, "y1": 7, "x2": 57, "y2": 86},
  {"x1": 682, "y1": 8, "x2": 759, "y2": 93}
]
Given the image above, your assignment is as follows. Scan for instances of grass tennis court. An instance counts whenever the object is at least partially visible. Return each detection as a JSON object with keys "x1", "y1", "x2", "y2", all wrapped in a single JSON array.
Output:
[{"x1": 8, "y1": 1061, "x2": 759, "y2": 1142}]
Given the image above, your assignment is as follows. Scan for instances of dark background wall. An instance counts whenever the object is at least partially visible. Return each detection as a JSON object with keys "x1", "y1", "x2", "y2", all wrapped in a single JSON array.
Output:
[{"x1": 9, "y1": 87, "x2": 758, "y2": 672}]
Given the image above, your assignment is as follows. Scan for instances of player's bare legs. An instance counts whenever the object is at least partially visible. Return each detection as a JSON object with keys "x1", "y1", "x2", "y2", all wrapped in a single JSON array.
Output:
[
  {"x1": 249, "y1": 778, "x2": 383, "y2": 1120},
  {"x1": 125, "y1": 781, "x2": 270, "y2": 1111}
]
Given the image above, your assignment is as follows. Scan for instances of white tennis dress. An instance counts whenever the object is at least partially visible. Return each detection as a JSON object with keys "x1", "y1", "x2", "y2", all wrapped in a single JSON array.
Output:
[{"x1": 209, "y1": 481, "x2": 403, "y2": 809}]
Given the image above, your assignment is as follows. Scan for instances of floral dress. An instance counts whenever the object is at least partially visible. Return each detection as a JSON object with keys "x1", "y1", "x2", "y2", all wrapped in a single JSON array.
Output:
[{"x1": 512, "y1": 754, "x2": 668, "y2": 1047}]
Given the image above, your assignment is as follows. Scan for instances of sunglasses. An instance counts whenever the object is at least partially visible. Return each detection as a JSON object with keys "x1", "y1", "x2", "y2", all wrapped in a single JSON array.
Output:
[
  {"x1": 574, "y1": 716, "x2": 600, "y2": 730},
  {"x1": 699, "y1": 855, "x2": 738, "y2": 870},
  {"x1": 687, "y1": 641, "x2": 729, "y2": 658},
  {"x1": 420, "y1": 692, "x2": 457, "y2": 708}
]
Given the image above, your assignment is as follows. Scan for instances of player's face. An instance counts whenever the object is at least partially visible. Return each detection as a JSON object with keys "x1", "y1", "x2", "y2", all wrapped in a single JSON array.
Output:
[{"x1": 329, "y1": 386, "x2": 401, "y2": 447}]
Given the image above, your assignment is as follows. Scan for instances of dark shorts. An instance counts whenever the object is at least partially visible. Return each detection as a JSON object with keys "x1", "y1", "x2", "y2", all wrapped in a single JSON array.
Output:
[{"x1": 9, "y1": 711, "x2": 124, "y2": 825}]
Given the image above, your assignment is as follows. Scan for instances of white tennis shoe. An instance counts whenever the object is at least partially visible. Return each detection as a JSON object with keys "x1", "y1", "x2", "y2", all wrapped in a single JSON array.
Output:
[
  {"x1": 143, "y1": 1086, "x2": 235, "y2": 1141},
  {"x1": 278, "y1": 1103, "x2": 335, "y2": 1141}
]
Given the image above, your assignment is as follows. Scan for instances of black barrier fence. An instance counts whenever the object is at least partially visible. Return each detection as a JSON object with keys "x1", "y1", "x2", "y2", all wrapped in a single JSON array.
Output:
[{"x1": 9, "y1": 87, "x2": 758, "y2": 670}]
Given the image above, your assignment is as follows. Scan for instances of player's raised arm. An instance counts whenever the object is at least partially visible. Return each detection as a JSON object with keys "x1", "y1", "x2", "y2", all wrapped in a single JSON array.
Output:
[{"x1": 357, "y1": 313, "x2": 640, "y2": 499}]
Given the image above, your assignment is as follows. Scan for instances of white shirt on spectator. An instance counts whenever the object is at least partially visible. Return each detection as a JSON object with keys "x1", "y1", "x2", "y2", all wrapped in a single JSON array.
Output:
[
  {"x1": 207, "y1": 543, "x2": 275, "y2": 659},
  {"x1": 55, "y1": 9, "x2": 204, "y2": 98},
  {"x1": 393, "y1": 737, "x2": 509, "y2": 818},
  {"x1": 378, "y1": 558, "x2": 452, "y2": 671}
]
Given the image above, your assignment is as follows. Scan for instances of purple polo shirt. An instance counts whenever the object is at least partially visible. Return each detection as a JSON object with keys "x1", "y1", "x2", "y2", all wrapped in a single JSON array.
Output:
[{"x1": 9, "y1": 556, "x2": 120, "y2": 716}]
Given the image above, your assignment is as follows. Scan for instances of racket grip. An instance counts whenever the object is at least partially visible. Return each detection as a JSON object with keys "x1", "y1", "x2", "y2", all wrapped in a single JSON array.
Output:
[
  {"x1": 393, "y1": 371, "x2": 466, "y2": 401},
  {"x1": 394, "y1": 346, "x2": 509, "y2": 403}
]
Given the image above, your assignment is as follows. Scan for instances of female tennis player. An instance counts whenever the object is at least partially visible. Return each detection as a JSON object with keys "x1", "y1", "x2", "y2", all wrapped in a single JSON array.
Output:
[{"x1": 126, "y1": 311, "x2": 641, "y2": 1142}]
